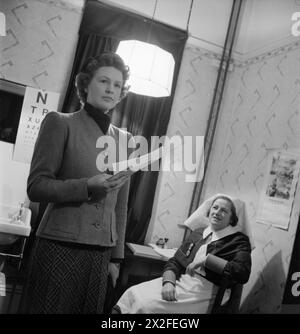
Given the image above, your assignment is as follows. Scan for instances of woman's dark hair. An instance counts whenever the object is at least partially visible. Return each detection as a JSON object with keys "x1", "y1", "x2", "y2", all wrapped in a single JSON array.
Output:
[
  {"x1": 75, "y1": 52, "x2": 130, "y2": 104},
  {"x1": 207, "y1": 195, "x2": 238, "y2": 226}
]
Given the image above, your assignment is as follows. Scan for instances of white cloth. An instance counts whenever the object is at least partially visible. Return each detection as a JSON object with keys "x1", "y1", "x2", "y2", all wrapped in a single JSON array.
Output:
[
  {"x1": 117, "y1": 274, "x2": 230, "y2": 314},
  {"x1": 117, "y1": 226, "x2": 238, "y2": 314},
  {"x1": 183, "y1": 193, "x2": 255, "y2": 249}
]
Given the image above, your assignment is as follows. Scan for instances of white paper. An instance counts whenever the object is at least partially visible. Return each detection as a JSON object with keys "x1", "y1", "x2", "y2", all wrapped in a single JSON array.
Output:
[
  {"x1": 148, "y1": 243, "x2": 177, "y2": 260},
  {"x1": 257, "y1": 150, "x2": 300, "y2": 230},
  {"x1": 112, "y1": 146, "x2": 164, "y2": 174}
]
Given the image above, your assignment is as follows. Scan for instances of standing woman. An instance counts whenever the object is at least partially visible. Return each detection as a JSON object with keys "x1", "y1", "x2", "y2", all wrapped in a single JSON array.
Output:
[{"x1": 23, "y1": 53, "x2": 133, "y2": 314}]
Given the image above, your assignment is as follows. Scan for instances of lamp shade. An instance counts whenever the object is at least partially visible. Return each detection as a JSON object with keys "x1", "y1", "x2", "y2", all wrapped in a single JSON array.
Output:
[{"x1": 116, "y1": 40, "x2": 175, "y2": 98}]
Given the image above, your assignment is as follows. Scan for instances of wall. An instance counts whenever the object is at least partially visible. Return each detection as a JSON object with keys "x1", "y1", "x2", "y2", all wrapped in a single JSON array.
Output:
[
  {"x1": 105, "y1": 0, "x2": 233, "y2": 52},
  {"x1": 0, "y1": 0, "x2": 83, "y2": 108},
  {"x1": 0, "y1": 0, "x2": 83, "y2": 206},
  {"x1": 0, "y1": 141, "x2": 30, "y2": 206},
  {"x1": 145, "y1": 43, "x2": 224, "y2": 247},
  {"x1": 0, "y1": 0, "x2": 233, "y2": 217},
  {"x1": 201, "y1": 0, "x2": 300, "y2": 313}
]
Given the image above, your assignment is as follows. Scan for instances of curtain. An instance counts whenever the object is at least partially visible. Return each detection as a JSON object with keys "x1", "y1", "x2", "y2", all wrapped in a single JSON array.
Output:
[
  {"x1": 62, "y1": 0, "x2": 188, "y2": 243},
  {"x1": 112, "y1": 94, "x2": 172, "y2": 243}
]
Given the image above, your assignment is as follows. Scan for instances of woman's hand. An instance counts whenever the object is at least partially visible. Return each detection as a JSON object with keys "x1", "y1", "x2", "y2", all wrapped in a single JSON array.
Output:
[
  {"x1": 108, "y1": 263, "x2": 120, "y2": 287},
  {"x1": 162, "y1": 282, "x2": 177, "y2": 301},
  {"x1": 87, "y1": 171, "x2": 133, "y2": 199}
]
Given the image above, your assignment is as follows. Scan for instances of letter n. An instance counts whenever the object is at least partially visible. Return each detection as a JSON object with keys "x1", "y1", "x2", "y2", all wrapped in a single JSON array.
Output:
[{"x1": 36, "y1": 91, "x2": 48, "y2": 104}]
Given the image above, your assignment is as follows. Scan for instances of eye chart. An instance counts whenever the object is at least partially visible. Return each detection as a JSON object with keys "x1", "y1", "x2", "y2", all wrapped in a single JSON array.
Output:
[{"x1": 13, "y1": 86, "x2": 60, "y2": 164}]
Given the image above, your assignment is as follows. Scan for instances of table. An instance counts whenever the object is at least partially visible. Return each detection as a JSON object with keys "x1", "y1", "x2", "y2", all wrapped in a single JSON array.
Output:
[{"x1": 118, "y1": 243, "x2": 168, "y2": 296}]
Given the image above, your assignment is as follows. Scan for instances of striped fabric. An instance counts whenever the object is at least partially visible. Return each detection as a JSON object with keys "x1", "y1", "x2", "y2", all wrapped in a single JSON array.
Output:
[{"x1": 23, "y1": 237, "x2": 111, "y2": 314}]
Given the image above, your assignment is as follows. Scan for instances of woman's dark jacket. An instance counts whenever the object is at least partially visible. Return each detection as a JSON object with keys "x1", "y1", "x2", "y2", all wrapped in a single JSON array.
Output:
[{"x1": 163, "y1": 229, "x2": 252, "y2": 287}]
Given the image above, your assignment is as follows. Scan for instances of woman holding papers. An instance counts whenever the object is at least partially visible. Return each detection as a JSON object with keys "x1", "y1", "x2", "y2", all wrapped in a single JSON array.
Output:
[
  {"x1": 114, "y1": 194, "x2": 252, "y2": 314},
  {"x1": 23, "y1": 53, "x2": 134, "y2": 314}
]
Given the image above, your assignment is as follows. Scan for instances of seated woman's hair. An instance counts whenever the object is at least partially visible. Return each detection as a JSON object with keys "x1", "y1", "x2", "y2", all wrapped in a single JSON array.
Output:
[
  {"x1": 207, "y1": 195, "x2": 238, "y2": 226},
  {"x1": 75, "y1": 52, "x2": 130, "y2": 104}
]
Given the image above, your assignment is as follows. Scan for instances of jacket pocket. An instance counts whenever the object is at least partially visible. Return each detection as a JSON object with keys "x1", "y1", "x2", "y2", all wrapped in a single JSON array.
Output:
[{"x1": 45, "y1": 203, "x2": 81, "y2": 237}]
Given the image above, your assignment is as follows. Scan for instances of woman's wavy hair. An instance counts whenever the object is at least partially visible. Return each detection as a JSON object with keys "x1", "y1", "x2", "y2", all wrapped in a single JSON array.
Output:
[
  {"x1": 75, "y1": 52, "x2": 130, "y2": 104},
  {"x1": 206, "y1": 195, "x2": 238, "y2": 227}
]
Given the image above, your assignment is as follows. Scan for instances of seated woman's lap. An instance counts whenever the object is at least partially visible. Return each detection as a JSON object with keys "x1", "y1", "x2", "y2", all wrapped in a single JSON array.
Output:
[{"x1": 117, "y1": 275, "x2": 227, "y2": 314}]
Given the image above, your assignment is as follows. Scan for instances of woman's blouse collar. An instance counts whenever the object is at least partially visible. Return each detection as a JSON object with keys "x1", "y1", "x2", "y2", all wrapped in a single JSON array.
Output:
[{"x1": 203, "y1": 225, "x2": 237, "y2": 242}]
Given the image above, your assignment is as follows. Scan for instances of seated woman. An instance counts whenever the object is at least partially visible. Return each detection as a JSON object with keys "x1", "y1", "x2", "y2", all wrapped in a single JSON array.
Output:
[{"x1": 114, "y1": 194, "x2": 252, "y2": 314}]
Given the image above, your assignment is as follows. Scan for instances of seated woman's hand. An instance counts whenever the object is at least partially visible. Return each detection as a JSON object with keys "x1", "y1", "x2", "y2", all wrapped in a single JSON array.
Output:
[
  {"x1": 161, "y1": 282, "x2": 177, "y2": 302},
  {"x1": 108, "y1": 263, "x2": 120, "y2": 287},
  {"x1": 87, "y1": 172, "x2": 131, "y2": 199}
]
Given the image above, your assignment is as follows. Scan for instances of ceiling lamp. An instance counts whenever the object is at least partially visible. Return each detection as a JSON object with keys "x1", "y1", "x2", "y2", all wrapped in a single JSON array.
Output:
[
  {"x1": 116, "y1": 0, "x2": 175, "y2": 98},
  {"x1": 116, "y1": 40, "x2": 174, "y2": 98}
]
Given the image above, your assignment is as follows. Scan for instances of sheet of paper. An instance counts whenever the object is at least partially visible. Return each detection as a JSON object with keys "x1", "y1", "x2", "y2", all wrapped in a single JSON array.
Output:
[
  {"x1": 148, "y1": 243, "x2": 177, "y2": 260},
  {"x1": 112, "y1": 146, "x2": 163, "y2": 174},
  {"x1": 126, "y1": 242, "x2": 163, "y2": 260}
]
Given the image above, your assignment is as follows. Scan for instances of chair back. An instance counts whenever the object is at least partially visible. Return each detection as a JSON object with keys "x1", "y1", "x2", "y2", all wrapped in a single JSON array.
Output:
[{"x1": 211, "y1": 279, "x2": 243, "y2": 314}]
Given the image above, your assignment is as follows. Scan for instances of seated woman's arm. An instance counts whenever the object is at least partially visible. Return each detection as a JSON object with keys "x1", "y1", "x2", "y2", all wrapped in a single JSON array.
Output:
[
  {"x1": 161, "y1": 241, "x2": 189, "y2": 301},
  {"x1": 205, "y1": 235, "x2": 252, "y2": 285},
  {"x1": 161, "y1": 260, "x2": 183, "y2": 302},
  {"x1": 222, "y1": 238, "x2": 252, "y2": 284}
]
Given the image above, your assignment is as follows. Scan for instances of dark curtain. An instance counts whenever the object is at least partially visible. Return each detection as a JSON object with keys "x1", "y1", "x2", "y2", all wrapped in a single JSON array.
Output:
[
  {"x1": 113, "y1": 94, "x2": 172, "y2": 243},
  {"x1": 62, "y1": 0, "x2": 187, "y2": 243}
]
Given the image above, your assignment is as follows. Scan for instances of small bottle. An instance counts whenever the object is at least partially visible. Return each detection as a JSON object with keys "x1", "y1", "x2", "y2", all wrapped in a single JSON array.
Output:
[
  {"x1": 15, "y1": 202, "x2": 24, "y2": 224},
  {"x1": 156, "y1": 238, "x2": 169, "y2": 249},
  {"x1": 156, "y1": 238, "x2": 165, "y2": 248}
]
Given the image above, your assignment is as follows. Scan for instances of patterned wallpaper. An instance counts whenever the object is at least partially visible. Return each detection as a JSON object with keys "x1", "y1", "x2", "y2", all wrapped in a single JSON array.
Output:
[
  {"x1": 0, "y1": 0, "x2": 83, "y2": 108},
  {"x1": 201, "y1": 40, "x2": 300, "y2": 313},
  {"x1": 146, "y1": 43, "x2": 222, "y2": 248}
]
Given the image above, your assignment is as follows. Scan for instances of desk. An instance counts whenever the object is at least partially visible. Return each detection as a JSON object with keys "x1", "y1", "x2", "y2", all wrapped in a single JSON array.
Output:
[{"x1": 118, "y1": 243, "x2": 168, "y2": 296}]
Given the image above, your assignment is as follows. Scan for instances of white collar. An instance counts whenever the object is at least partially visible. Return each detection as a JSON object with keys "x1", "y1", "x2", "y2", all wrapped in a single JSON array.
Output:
[{"x1": 203, "y1": 225, "x2": 237, "y2": 242}]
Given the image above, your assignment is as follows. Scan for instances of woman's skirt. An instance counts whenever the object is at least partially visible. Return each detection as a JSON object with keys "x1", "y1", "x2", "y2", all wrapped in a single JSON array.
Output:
[{"x1": 22, "y1": 237, "x2": 111, "y2": 314}]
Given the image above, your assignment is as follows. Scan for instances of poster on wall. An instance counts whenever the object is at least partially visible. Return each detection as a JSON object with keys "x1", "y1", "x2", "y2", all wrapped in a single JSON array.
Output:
[
  {"x1": 13, "y1": 86, "x2": 60, "y2": 164},
  {"x1": 256, "y1": 150, "x2": 300, "y2": 230}
]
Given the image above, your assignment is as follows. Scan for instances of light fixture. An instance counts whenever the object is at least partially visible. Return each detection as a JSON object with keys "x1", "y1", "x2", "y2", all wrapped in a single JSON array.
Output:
[{"x1": 116, "y1": 1, "x2": 175, "y2": 98}]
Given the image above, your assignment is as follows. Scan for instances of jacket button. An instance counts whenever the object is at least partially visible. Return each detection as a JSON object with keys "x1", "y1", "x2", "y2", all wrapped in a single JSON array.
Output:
[{"x1": 92, "y1": 221, "x2": 101, "y2": 229}]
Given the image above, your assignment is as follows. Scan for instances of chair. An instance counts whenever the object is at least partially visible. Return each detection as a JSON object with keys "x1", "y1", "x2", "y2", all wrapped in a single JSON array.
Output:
[
  {"x1": 181, "y1": 194, "x2": 254, "y2": 314},
  {"x1": 206, "y1": 254, "x2": 243, "y2": 314},
  {"x1": 110, "y1": 250, "x2": 244, "y2": 315}
]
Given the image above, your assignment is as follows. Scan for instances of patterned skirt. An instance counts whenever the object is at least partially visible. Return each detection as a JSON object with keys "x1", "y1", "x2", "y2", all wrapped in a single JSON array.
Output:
[{"x1": 22, "y1": 237, "x2": 112, "y2": 314}]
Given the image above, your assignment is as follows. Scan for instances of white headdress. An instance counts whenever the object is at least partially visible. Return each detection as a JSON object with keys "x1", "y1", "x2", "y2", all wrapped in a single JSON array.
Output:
[{"x1": 183, "y1": 193, "x2": 255, "y2": 249}]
